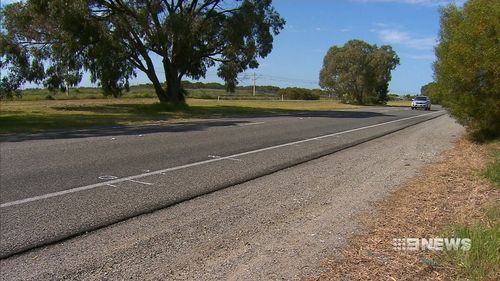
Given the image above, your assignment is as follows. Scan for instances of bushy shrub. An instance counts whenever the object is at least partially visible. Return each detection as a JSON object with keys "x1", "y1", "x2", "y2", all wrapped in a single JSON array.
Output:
[
  {"x1": 434, "y1": 0, "x2": 500, "y2": 140},
  {"x1": 278, "y1": 87, "x2": 320, "y2": 100}
]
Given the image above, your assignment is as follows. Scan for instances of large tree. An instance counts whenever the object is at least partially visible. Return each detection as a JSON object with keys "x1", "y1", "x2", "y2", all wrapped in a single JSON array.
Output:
[
  {"x1": 319, "y1": 40, "x2": 399, "y2": 105},
  {"x1": 0, "y1": 0, "x2": 285, "y2": 103},
  {"x1": 420, "y1": 82, "x2": 441, "y2": 104},
  {"x1": 434, "y1": 0, "x2": 499, "y2": 139}
]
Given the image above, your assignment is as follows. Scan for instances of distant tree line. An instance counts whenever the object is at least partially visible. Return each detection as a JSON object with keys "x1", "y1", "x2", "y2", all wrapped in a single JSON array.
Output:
[
  {"x1": 180, "y1": 81, "x2": 281, "y2": 93},
  {"x1": 420, "y1": 82, "x2": 441, "y2": 104},
  {"x1": 146, "y1": 82, "x2": 325, "y2": 99},
  {"x1": 277, "y1": 87, "x2": 321, "y2": 100},
  {"x1": 181, "y1": 81, "x2": 226, "y2": 90},
  {"x1": 158, "y1": 82, "x2": 325, "y2": 99}
]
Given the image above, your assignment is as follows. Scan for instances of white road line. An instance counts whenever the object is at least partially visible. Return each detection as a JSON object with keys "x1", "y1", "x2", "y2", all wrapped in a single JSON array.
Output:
[
  {"x1": 238, "y1": 122, "x2": 265, "y2": 126},
  {"x1": 208, "y1": 155, "x2": 242, "y2": 161},
  {"x1": 99, "y1": 175, "x2": 118, "y2": 180},
  {"x1": 127, "y1": 179, "x2": 153, "y2": 186},
  {"x1": 0, "y1": 111, "x2": 443, "y2": 208}
]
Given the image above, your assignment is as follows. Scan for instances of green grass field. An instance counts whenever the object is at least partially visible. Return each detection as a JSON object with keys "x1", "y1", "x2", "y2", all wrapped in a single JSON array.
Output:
[{"x1": 0, "y1": 98, "x2": 360, "y2": 134}]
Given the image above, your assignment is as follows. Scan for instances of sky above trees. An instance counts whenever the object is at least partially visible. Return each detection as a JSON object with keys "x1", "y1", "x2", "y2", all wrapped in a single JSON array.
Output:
[
  {"x1": 1, "y1": 0, "x2": 466, "y2": 94},
  {"x1": 249, "y1": 0, "x2": 464, "y2": 94}
]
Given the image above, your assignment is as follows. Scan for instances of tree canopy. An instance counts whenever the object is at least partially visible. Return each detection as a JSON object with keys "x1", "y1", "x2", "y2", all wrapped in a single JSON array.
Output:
[
  {"x1": 433, "y1": 0, "x2": 499, "y2": 139},
  {"x1": 319, "y1": 40, "x2": 399, "y2": 105},
  {"x1": 0, "y1": 0, "x2": 285, "y2": 103},
  {"x1": 420, "y1": 82, "x2": 441, "y2": 104}
]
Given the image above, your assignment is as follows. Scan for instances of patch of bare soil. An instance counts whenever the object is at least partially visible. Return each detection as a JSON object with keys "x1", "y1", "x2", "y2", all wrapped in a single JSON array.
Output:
[{"x1": 314, "y1": 137, "x2": 499, "y2": 281}]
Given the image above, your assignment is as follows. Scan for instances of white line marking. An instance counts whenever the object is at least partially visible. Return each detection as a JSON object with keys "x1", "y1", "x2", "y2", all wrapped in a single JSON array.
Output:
[
  {"x1": 99, "y1": 175, "x2": 118, "y2": 180},
  {"x1": 106, "y1": 184, "x2": 118, "y2": 188},
  {"x1": 127, "y1": 179, "x2": 153, "y2": 186},
  {"x1": 0, "y1": 111, "x2": 443, "y2": 208},
  {"x1": 238, "y1": 122, "x2": 265, "y2": 127},
  {"x1": 208, "y1": 155, "x2": 242, "y2": 161}
]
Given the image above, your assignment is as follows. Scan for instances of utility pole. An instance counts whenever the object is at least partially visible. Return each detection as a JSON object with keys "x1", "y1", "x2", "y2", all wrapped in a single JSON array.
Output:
[{"x1": 252, "y1": 72, "x2": 256, "y2": 97}]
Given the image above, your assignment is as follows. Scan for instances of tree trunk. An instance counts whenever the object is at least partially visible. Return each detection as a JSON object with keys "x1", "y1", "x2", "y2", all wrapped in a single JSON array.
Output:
[
  {"x1": 152, "y1": 81, "x2": 168, "y2": 103},
  {"x1": 65, "y1": 81, "x2": 69, "y2": 96},
  {"x1": 353, "y1": 83, "x2": 364, "y2": 105},
  {"x1": 146, "y1": 70, "x2": 168, "y2": 103},
  {"x1": 166, "y1": 76, "x2": 180, "y2": 104},
  {"x1": 356, "y1": 90, "x2": 364, "y2": 105},
  {"x1": 165, "y1": 67, "x2": 186, "y2": 105}
]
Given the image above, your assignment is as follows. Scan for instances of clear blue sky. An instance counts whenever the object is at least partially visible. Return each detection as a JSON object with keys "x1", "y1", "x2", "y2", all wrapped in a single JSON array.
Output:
[
  {"x1": 192, "y1": 0, "x2": 465, "y2": 94},
  {"x1": 4, "y1": 0, "x2": 465, "y2": 94}
]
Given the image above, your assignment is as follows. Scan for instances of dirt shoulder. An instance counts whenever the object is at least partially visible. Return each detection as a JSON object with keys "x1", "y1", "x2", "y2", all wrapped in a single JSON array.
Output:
[{"x1": 316, "y1": 137, "x2": 500, "y2": 280}]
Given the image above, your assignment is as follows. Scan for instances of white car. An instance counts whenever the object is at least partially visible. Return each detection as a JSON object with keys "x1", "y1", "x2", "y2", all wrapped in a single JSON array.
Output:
[{"x1": 411, "y1": 96, "x2": 431, "y2": 110}]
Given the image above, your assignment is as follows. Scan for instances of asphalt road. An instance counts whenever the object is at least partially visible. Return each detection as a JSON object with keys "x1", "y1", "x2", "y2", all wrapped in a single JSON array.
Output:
[
  {"x1": 0, "y1": 106, "x2": 444, "y2": 258},
  {"x1": 0, "y1": 113, "x2": 463, "y2": 281}
]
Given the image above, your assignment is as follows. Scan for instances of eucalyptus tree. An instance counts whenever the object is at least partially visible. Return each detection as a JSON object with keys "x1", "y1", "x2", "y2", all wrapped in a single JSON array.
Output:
[
  {"x1": 319, "y1": 40, "x2": 399, "y2": 105},
  {"x1": 0, "y1": 0, "x2": 285, "y2": 103}
]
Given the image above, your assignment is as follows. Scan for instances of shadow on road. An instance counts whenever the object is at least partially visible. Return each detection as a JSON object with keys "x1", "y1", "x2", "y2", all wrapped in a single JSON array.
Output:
[{"x1": 0, "y1": 110, "x2": 393, "y2": 143}]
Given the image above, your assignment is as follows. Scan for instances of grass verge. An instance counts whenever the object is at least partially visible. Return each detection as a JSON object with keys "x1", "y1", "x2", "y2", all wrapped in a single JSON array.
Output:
[
  {"x1": 484, "y1": 150, "x2": 500, "y2": 188},
  {"x1": 0, "y1": 98, "x2": 359, "y2": 134},
  {"x1": 315, "y1": 137, "x2": 500, "y2": 280},
  {"x1": 439, "y1": 142, "x2": 500, "y2": 280},
  {"x1": 441, "y1": 205, "x2": 500, "y2": 280}
]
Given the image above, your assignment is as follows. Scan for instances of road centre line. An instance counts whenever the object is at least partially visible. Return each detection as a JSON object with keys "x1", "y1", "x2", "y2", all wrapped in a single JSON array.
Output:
[
  {"x1": 237, "y1": 121, "x2": 266, "y2": 126},
  {"x1": 127, "y1": 179, "x2": 153, "y2": 186},
  {"x1": 0, "y1": 111, "x2": 443, "y2": 208},
  {"x1": 208, "y1": 155, "x2": 242, "y2": 161}
]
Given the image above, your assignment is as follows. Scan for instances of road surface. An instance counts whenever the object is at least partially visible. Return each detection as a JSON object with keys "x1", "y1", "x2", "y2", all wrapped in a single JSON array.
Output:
[{"x1": 1, "y1": 107, "x2": 444, "y2": 259}]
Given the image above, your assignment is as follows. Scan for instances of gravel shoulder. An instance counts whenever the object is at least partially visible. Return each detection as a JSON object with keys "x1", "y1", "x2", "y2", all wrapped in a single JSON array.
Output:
[
  {"x1": 317, "y1": 130, "x2": 499, "y2": 280},
  {"x1": 0, "y1": 115, "x2": 463, "y2": 280}
]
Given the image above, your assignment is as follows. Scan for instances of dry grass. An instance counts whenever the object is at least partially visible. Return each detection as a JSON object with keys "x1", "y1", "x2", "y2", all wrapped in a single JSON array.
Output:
[
  {"x1": 314, "y1": 138, "x2": 500, "y2": 281},
  {"x1": 0, "y1": 98, "x2": 358, "y2": 113},
  {"x1": 187, "y1": 99, "x2": 359, "y2": 111},
  {"x1": 387, "y1": 100, "x2": 412, "y2": 107},
  {"x1": 0, "y1": 98, "x2": 358, "y2": 133}
]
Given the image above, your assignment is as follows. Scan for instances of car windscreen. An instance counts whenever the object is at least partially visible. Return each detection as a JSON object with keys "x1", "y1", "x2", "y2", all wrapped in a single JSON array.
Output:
[{"x1": 415, "y1": 97, "x2": 428, "y2": 101}]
